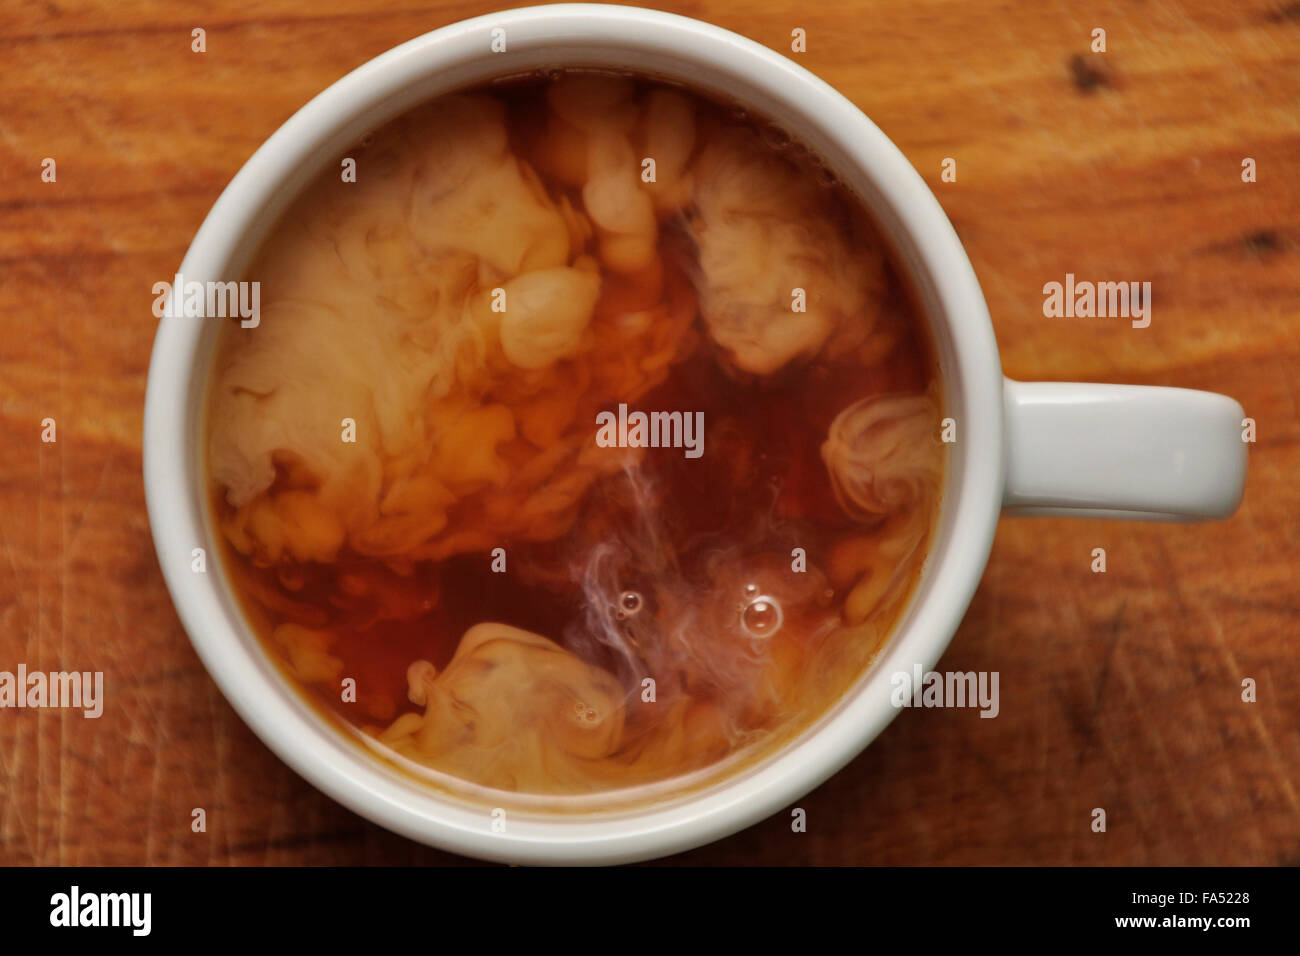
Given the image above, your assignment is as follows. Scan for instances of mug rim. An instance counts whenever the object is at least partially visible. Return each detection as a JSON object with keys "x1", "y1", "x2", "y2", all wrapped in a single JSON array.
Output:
[{"x1": 143, "y1": 2, "x2": 1004, "y2": 864}]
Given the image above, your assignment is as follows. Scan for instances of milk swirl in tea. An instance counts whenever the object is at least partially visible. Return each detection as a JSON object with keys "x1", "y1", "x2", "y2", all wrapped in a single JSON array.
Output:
[{"x1": 205, "y1": 72, "x2": 944, "y2": 798}]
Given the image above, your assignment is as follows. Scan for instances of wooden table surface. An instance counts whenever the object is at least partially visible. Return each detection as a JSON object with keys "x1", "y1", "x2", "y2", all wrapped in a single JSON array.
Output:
[{"x1": 2, "y1": 0, "x2": 1297, "y2": 866}]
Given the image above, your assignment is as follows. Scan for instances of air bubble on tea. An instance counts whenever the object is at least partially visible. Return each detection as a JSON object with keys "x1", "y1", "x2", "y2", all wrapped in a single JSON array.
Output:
[
  {"x1": 814, "y1": 162, "x2": 839, "y2": 189},
  {"x1": 740, "y1": 595, "x2": 783, "y2": 639},
  {"x1": 760, "y1": 124, "x2": 792, "y2": 152}
]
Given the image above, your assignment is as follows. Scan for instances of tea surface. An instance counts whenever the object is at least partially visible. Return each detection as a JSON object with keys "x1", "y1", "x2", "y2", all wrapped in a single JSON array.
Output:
[{"x1": 205, "y1": 72, "x2": 945, "y2": 799}]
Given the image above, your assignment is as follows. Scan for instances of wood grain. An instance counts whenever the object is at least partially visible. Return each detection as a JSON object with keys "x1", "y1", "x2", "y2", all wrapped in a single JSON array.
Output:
[{"x1": 0, "y1": 0, "x2": 1297, "y2": 865}]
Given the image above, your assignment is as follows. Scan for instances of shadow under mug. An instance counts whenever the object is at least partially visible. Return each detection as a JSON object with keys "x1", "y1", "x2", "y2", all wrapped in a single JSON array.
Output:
[{"x1": 143, "y1": 3, "x2": 1247, "y2": 864}]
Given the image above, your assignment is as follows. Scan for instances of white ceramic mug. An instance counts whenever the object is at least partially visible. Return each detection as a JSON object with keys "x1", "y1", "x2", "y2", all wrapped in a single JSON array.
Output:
[{"x1": 143, "y1": 3, "x2": 1247, "y2": 864}]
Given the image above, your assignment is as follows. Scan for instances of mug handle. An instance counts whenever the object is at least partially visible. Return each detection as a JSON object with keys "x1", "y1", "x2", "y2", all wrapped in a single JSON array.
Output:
[{"x1": 1001, "y1": 379, "x2": 1248, "y2": 520}]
